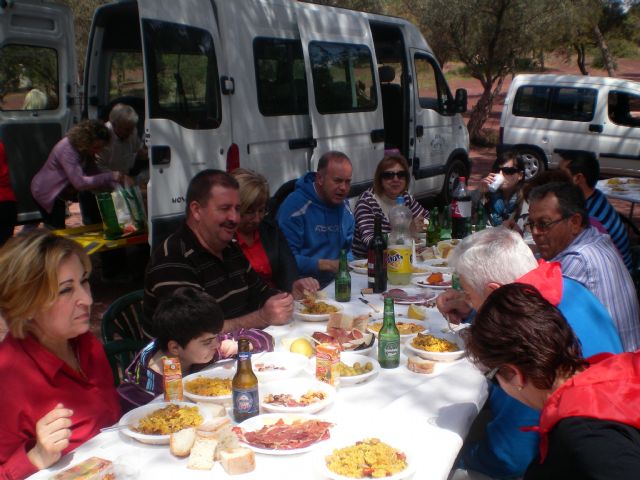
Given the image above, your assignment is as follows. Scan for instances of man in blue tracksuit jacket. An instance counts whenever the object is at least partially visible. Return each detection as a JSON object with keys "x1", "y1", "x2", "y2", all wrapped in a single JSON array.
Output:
[{"x1": 277, "y1": 151, "x2": 354, "y2": 288}]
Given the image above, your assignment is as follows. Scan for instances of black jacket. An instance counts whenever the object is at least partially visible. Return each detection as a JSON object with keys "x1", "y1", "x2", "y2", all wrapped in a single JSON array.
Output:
[{"x1": 259, "y1": 217, "x2": 299, "y2": 292}]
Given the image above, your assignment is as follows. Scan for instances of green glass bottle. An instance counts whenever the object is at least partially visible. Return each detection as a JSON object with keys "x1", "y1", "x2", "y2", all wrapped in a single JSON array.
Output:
[
  {"x1": 335, "y1": 249, "x2": 351, "y2": 302},
  {"x1": 377, "y1": 297, "x2": 400, "y2": 369},
  {"x1": 427, "y1": 207, "x2": 441, "y2": 246},
  {"x1": 440, "y1": 205, "x2": 452, "y2": 241},
  {"x1": 476, "y1": 204, "x2": 487, "y2": 231}
]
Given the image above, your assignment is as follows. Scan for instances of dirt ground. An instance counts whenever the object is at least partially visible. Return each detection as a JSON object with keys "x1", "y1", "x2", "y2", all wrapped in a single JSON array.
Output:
[{"x1": 4, "y1": 54, "x2": 639, "y2": 341}]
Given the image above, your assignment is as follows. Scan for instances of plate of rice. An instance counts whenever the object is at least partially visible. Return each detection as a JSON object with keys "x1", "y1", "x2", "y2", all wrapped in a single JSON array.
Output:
[
  {"x1": 316, "y1": 436, "x2": 416, "y2": 479},
  {"x1": 182, "y1": 366, "x2": 235, "y2": 404},
  {"x1": 405, "y1": 332, "x2": 465, "y2": 362},
  {"x1": 295, "y1": 299, "x2": 344, "y2": 322},
  {"x1": 118, "y1": 401, "x2": 208, "y2": 445}
]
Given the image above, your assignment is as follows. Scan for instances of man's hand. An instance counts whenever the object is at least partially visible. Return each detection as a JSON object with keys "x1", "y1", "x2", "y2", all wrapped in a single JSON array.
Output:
[
  {"x1": 219, "y1": 339, "x2": 239, "y2": 358},
  {"x1": 259, "y1": 292, "x2": 293, "y2": 326},
  {"x1": 436, "y1": 289, "x2": 472, "y2": 324},
  {"x1": 318, "y1": 259, "x2": 339, "y2": 273},
  {"x1": 291, "y1": 277, "x2": 320, "y2": 300},
  {"x1": 27, "y1": 404, "x2": 73, "y2": 470}
]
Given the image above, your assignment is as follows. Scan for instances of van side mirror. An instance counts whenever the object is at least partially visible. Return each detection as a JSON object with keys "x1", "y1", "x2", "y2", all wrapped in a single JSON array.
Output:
[{"x1": 455, "y1": 88, "x2": 467, "y2": 113}]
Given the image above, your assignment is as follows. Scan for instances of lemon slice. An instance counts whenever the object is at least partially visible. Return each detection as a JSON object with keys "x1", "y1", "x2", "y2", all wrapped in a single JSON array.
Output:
[{"x1": 407, "y1": 304, "x2": 426, "y2": 320}]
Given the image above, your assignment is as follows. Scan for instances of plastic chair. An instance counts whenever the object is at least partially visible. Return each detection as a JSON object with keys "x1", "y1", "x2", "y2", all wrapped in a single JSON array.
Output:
[{"x1": 101, "y1": 289, "x2": 149, "y2": 385}]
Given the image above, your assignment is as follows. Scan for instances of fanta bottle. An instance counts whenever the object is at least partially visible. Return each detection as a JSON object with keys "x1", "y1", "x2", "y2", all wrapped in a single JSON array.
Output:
[{"x1": 386, "y1": 196, "x2": 412, "y2": 285}]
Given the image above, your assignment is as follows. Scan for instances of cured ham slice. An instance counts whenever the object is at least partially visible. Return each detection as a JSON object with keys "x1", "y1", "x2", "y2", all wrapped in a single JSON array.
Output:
[
  {"x1": 382, "y1": 288, "x2": 433, "y2": 303},
  {"x1": 233, "y1": 418, "x2": 333, "y2": 450}
]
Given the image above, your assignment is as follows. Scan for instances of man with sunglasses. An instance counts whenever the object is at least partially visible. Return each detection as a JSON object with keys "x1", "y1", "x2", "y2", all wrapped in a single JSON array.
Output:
[
  {"x1": 528, "y1": 182, "x2": 639, "y2": 352},
  {"x1": 439, "y1": 227, "x2": 623, "y2": 480},
  {"x1": 277, "y1": 151, "x2": 355, "y2": 288}
]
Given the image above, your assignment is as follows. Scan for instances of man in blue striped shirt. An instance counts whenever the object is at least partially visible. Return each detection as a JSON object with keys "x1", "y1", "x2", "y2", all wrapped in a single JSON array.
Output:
[
  {"x1": 528, "y1": 182, "x2": 640, "y2": 352},
  {"x1": 559, "y1": 151, "x2": 633, "y2": 272}
]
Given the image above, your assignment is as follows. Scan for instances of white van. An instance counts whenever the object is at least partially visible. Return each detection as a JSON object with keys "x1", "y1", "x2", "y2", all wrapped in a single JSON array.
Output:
[
  {"x1": 498, "y1": 73, "x2": 640, "y2": 179},
  {"x1": 0, "y1": 0, "x2": 469, "y2": 244}
]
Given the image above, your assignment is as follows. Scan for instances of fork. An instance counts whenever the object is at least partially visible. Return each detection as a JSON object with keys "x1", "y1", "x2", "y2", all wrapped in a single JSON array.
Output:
[{"x1": 443, "y1": 313, "x2": 457, "y2": 334}]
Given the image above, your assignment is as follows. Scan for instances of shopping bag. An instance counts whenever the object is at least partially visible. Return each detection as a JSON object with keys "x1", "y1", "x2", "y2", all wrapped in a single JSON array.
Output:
[{"x1": 96, "y1": 185, "x2": 147, "y2": 239}]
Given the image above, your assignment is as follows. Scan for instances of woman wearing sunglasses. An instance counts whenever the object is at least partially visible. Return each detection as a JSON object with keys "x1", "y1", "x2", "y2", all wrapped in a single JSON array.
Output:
[
  {"x1": 352, "y1": 154, "x2": 428, "y2": 258},
  {"x1": 466, "y1": 282, "x2": 640, "y2": 480},
  {"x1": 478, "y1": 152, "x2": 528, "y2": 230}
]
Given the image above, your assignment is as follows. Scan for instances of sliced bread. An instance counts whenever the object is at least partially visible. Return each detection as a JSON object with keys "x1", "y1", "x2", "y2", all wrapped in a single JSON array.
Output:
[
  {"x1": 407, "y1": 355, "x2": 435, "y2": 374},
  {"x1": 219, "y1": 447, "x2": 256, "y2": 475},
  {"x1": 169, "y1": 427, "x2": 196, "y2": 458},
  {"x1": 187, "y1": 437, "x2": 218, "y2": 470}
]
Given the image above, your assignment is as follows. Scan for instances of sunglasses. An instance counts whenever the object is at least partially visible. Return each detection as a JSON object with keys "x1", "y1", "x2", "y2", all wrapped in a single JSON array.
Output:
[
  {"x1": 382, "y1": 170, "x2": 409, "y2": 180},
  {"x1": 484, "y1": 366, "x2": 500, "y2": 381},
  {"x1": 498, "y1": 167, "x2": 520, "y2": 175}
]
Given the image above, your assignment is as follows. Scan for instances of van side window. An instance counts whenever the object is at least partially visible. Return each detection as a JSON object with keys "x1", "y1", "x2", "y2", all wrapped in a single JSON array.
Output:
[
  {"x1": 0, "y1": 45, "x2": 59, "y2": 111},
  {"x1": 414, "y1": 54, "x2": 452, "y2": 113},
  {"x1": 254, "y1": 38, "x2": 308, "y2": 116},
  {"x1": 513, "y1": 85, "x2": 596, "y2": 122},
  {"x1": 109, "y1": 52, "x2": 144, "y2": 101},
  {"x1": 308, "y1": 41, "x2": 376, "y2": 114},
  {"x1": 608, "y1": 91, "x2": 640, "y2": 128},
  {"x1": 142, "y1": 20, "x2": 221, "y2": 130}
]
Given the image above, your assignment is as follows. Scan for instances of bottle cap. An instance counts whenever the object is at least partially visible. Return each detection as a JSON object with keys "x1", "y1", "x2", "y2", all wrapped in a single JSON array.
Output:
[
  {"x1": 459, "y1": 177, "x2": 466, "y2": 183},
  {"x1": 395, "y1": 196, "x2": 404, "y2": 205}
]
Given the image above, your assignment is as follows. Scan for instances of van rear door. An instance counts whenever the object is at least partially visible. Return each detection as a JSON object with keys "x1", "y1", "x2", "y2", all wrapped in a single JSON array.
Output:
[
  {"x1": 0, "y1": 0, "x2": 76, "y2": 223},
  {"x1": 295, "y1": 2, "x2": 384, "y2": 195},
  {"x1": 136, "y1": 0, "x2": 231, "y2": 243}
]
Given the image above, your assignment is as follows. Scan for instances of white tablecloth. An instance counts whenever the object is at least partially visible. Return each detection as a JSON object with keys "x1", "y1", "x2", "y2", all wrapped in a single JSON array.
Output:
[{"x1": 29, "y1": 274, "x2": 488, "y2": 480}]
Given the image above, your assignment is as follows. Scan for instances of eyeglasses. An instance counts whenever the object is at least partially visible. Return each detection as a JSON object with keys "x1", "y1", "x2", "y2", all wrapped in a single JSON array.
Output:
[
  {"x1": 484, "y1": 366, "x2": 500, "y2": 381},
  {"x1": 382, "y1": 170, "x2": 409, "y2": 180},
  {"x1": 524, "y1": 216, "x2": 568, "y2": 233},
  {"x1": 498, "y1": 167, "x2": 520, "y2": 175}
]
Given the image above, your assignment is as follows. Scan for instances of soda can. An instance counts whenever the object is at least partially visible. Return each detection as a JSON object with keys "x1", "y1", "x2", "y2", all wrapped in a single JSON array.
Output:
[
  {"x1": 488, "y1": 173, "x2": 505, "y2": 192},
  {"x1": 315, "y1": 343, "x2": 340, "y2": 388}
]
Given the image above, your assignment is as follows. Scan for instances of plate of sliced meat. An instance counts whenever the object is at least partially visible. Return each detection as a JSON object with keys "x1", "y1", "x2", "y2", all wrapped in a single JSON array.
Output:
[
  {"x1": 412, "y1": 272, "x2": 452, "y2": 290},
  {"x1": 233, "y1": 413, "x2": 335, "y2": 455},
  {"x1": 381, "y1": 288, "x2": 437, "y2": 305},
  {"x1": 260, "y1": 378, "x2": 336, "y2": 414}
]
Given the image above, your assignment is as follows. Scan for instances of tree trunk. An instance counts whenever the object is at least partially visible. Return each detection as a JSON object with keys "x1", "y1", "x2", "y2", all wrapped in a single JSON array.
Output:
[
  {"x1": 574, "y1": 44, "x2": 589, "y2": 76},
  {"x1": 467, "y1": 76, "x2": 505, "y2": 144},
  {"x1": 593, "y1": 24, "x2": 615, "y2": 77}
]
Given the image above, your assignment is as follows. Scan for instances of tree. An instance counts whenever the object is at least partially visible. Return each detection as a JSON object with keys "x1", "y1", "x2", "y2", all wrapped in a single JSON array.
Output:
[{"x1": 417, "y1": 0, "x2": 563, "y2": 143}]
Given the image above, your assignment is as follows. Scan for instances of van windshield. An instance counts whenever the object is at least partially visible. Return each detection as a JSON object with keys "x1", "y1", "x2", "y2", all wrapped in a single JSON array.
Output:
[{"x1": 142, "y1": 20, "x2": 221, "y2": 130}]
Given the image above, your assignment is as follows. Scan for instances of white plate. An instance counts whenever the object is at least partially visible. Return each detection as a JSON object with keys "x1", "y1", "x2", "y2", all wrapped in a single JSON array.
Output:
[
  {"x1": 251, "y1": 351, "x2": 309, "y2": 382},
  {"x1": 236, "y1": 413, "x2": 335, "y2": 455},
  {"x1": 412, "y1": 273, "x2": 453, "y2": 290},
  {"x1": 436, "y1": 239, "x2": 460, "y2": 259},
  {"x1": 348, "y1": 260, "x2": 368, "y2": 275},
  {"x1": 405, "y1": 332, "x2": 465, "y2": 362},
  {"x1": 316, "y1": 436, "x2": 416, "y2": 480},
  {"x1": 295, "y1": 300, "x2": 344, "y2": 322},
  {"x1": 118, "y1": 401, "x2": 208, "y2": 445},
  {"x1": 307, "y1": 353, "x2": 380, "y2": 386},
  {"x1": 182, "y1": 366, "x2": 235, "y2": 404},
  {"x1": 367, "y1": 319, "x2": 427, "y2": 339},
  {"x1": 381, "y1": 289, "x2": 436, "y2": 305},
  {"x1": 260, "y1": 378, "x2": 336, "y2": 414},
  {"x1": 422, "y1": 258, "x2": 453, "y2": 272}
]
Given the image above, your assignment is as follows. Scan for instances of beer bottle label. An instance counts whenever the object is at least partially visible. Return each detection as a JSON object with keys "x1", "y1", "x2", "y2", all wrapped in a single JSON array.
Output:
[{"x1": 233, "y1": 387, "x2": 259, "y2": 415}]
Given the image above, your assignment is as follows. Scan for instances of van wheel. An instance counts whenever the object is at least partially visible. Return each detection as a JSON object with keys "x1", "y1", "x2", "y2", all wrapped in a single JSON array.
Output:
[
  {"x1": 441, "y1": 158, "x2": 468, "y2": 204},
  {"x1": 518, "y1": 148, "x2": 545, "y2": 181}
]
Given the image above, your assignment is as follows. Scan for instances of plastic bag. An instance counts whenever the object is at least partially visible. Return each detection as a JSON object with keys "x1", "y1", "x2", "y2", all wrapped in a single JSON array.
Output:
[{"x1": 97, "y1": 185, "x2": 147, "y2": 239}]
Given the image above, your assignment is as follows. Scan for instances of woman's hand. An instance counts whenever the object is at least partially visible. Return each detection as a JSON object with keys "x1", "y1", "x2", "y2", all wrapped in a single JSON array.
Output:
[
  {"x1": 410, "y1": 215, "x2": 426, "y2": 238},
  {"x1": 292, "y1": 277, "x2": 320, "y2": 300},
  {"x1": 27, "y1": 403, "x2": 73, "y2": 470},
  {"x1": 480, "y1": 173, "x2": 497, "y2": 193}
]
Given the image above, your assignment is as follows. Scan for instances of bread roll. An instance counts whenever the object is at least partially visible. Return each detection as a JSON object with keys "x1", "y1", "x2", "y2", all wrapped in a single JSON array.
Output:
[
  {"x1": 196, "y1": 402, "x2": 226, "y2": 418},
  {"x1": 169, "y1": 427, "x2": 196, "y2": 457},
  {"x1": 407, "y1": 355, "x2": 435, "y2": 374},
  {"x1": 219, "y1": 447, "x2": 256, "y2": 475},
  {"x1": 187, "y1": 437, "x2": 218, "y2": 470}
]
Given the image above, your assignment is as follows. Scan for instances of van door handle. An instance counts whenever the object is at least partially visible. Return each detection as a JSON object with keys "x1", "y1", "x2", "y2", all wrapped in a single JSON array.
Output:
[
  {"x1": 416, "y1": 125, "x2": 424, "y2": 137},
  {"x1": 151, "y1": 145, "x2": 171, "y2": 165},
  {"x1": 289, "y1": 137, "x2": 317, "y2": 150},
  {"x1": 589, "y1": 124, "x2": 603, "y2": 133},
  {"x1": 370, "y1": 129, "x2": 385, "y2": 143}
]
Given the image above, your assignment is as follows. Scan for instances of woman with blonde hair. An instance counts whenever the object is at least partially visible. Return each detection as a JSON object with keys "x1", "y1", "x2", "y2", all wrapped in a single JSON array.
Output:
[
  {"x1": 231, "y1": 168, "x2": 318, "y2": 298},
  {"x1": 0, "y1": 230, "x2": 120, "y2": 478},
  {"x1": 31, "y1": 119, "x2": 129, "y2": 229},
  {"x1": 352, "y1": 154, "x2": 428, "y2": 258}
]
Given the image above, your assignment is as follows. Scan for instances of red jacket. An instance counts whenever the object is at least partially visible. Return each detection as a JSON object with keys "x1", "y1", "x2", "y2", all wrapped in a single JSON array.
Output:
[
  {"x1": 535, "y1": 352, "x2": 640, "y2": 461},
  {"x1": 517, "y1": 260, "x2": 563, "y2": 306},
  {"x1": 0, "y1": 332, "x2": 120, "y2": 479},
  {"x1": 0, "y1": 142, "x2": 17, "y2": 203}
]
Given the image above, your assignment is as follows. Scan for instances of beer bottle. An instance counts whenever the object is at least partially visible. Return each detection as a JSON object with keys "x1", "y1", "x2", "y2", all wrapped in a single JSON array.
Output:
[
  {"x1": 426, "y1": 207, "x2": 441, "y2": 246},
  {"x1": 367, "y1": 216, "x2": 387, "y2": 293},
  {"x1": 378, "y1": 297, "x2": 400, "y2": 368},
  {"x1": 335, "y1": 249, "x2": 351, "y2": 302},
  {"x1": 232, "y1": 338, "x2": 259, "y2": 422},
  {"x1": 440, "y1": 205, "x2": 452, "y2": 240}
]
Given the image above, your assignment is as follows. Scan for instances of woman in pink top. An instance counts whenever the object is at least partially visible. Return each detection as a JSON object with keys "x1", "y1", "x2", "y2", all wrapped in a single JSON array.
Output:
[{"x1": 30, "y1": 120, "x2": 126, "y2": 229}]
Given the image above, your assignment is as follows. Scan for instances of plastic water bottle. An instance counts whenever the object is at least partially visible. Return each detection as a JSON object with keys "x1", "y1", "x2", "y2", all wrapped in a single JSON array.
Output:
[
  {"x1": 451, "y1": 177, "x2": 471, "y2": 239},
  {"x1": 386, "y1": 196, "x2": 412, "y2": 285}
]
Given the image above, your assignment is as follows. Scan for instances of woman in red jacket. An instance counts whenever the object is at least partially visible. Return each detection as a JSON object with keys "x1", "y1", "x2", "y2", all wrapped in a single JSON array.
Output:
[
  {"x1": 465, "y1": 282, "x2": 640, "y2": 480},
  {"x1": 0, "y1": 230, "x2": 120, "y2": 479},
  {"x1": 0, "y1": 141, "x2": 17, "y2": 246}
]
